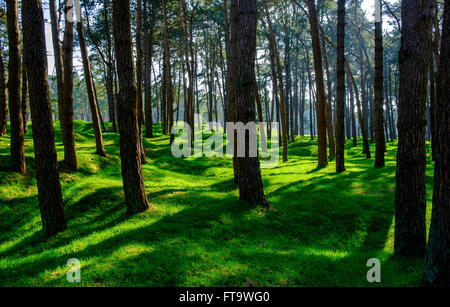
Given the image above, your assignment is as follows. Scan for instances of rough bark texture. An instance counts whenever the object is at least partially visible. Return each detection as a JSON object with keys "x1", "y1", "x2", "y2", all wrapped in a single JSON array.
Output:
[
  {"x1": 76, "y1": 19, "x2": 107, "y2": 157},
  {"x1": 0, "y1": 40, "x2": 7, "y2": 137},
  {"x1": 7, "y1": 0, "x2": 26, "y2": 175},
  {"x1": 163, "y1": 0, "x2": 174, "y2": 144},
  {"x1": 62, "y1": 1, "x2": 77, "y2": 171},
  {"x1": 49, "y1": 0, "x2": 64, "y2": 127},
  {"x1": 336, "y1": 0, "x2": 346, "y2": 172},
  {"x1": 144, "y1": 0, "x2": 156, "y2": 138},
  {"x1": 22, "y1": 0, "x2": 67, "y2": 236},
  {"x1": 135, "y1": 0, "x2": 147, "y2": 162},
  {"x1": 112, "y1": 0, "x2": 151, "y2": 215},
  {"x1": 395, "y1": 0, "x2": 432, "y2": 258},
  {"x1": 263, "y1": 0, "x2": 288, "y2": 163},
  {"x1": 374, "y1": 2, "x2": 385, "y2": 167},
  {"x1": 306, "y1": 0, "x2": 328, "y2": 167},
  {"x1": 320, "y1": 33, "x2": 335, "y2": 160},
  {"x1": 424, "y1": 0, "x2": 450, "y2": 286},
  {"x1": 235, "y1": 0, "x2": 269, "y2": 209},
  {"x1": 21, "y1": 58, "x2": 28, "y2": 134},
  {"x1": 179, "y1": 0, "x2": 194, "y2": 144},
  {"x1": 229, "y1": 0, "x2": 240, "y2": 183}
]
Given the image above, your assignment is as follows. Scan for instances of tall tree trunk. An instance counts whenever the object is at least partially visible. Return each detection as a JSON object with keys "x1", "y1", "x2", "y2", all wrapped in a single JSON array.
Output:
[
  {"x1": 136, "y1": 0, "x2": 147, "y2": 163},
  {"x1": 21, "y1": 58, "x2": 28, "y2": 134},
  {"x1": 234, "y1": 0, "x2": 269, "y2": 209},
  {"x1": 336, "y1": 0, "x2": 346, "y2": 172},
  {"x1": 162, "y1": 0, "x2": 174, "y2": 144},
  {"x1": 7, "y1": 0, "x2": 26, "y2": 175},
  {"x1": 112, "y1": 0, "x2": 151, "y2": 215},
  {"x1": 395, "y1": 0, "x2": 432, "y2": 258},
  {"x1": 229, "y1": 0, "x2": 240, "y2": 183},
  {"x1": 179, "y1": 0, "x2": 194, "y2": 145},
  {"x1": 106, "y1": 6, "x2": 117, "y2": 132},
  {"x1": 49, "y1": 0, "x2": 65, "y2": 133},
  {"x1": 0, "y1": 40, "x2": 7, "y2": 137},
  {"x1": 305, "y1": 0, "x2": 328, "y2": 167},
  {"x1": 349, "y1": 77, "x2": 357, "y2": 147},
  {"x1": 22, "y1": 0, "x2": 67, "y2": 237},
  {"x1": 424, "y1": 0, "x2": 450, "y2": 286},
  {"x1": 320, "y1": 32, "x2": 335, "y2": 160},
  {"x1": 76, "y1": 18, "x2": 107, "y2": 157},
  {"x1": 374, "y1": 0, "x2": 385, "y2": 167},
  {"x1": 263, "y1": 0, "x2": 288, "y2": 162},
  {"x1": 144, "y1": 0, "x2": 156, "y2": 138},
  {"x1": 62, "y1": 0, "x2": 77, "y2": 171}
]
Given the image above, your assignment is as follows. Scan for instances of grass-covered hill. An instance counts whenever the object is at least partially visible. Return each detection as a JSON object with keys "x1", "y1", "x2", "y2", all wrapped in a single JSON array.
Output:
[{"x1": 0, "y1": 121, "x2": 434, "y2": 286}]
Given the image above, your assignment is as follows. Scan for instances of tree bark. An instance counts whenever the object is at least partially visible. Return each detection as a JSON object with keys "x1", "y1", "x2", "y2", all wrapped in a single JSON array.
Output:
[
  {"x1": 135, "y1": 0, "x2": 147, "y2": 163},
  {"x1": 336, "y1": 0, "x2": 346, "y2": 172},
  {"x1": 144, "y1": 0, "x2": 156, "y2": 138},
  {"x1": 320, "y1": 32, "x2": 335, "y2": 160},
  {"x1": 7, "y1": 0, "x2": 26, "y2": 175},
  {"x1": 21, "y1": 58, "x2": 28, "y2": 134},
  {"x1": 395, "y1": 0, "x2": 432, "y2": 258},
  {"x1": 162, "y1": 0, "x2": 174, "y2": 144},
  {"x1": 235, "y1": 0, "x2": 269, "y2": 208},
  {"x1": 424, "y1": 0, "x2": 450, "y2": 286},
  {"x1": 112, "y1": 0, "x2": 151, "y2": 215},
  {"x1": 263, "y1": 0, "x2": 288, "y2": 163},
  {"x1": 374, "y1": 0, "x2": 385, "y2": 167},
  {"x1": 49, "y1": 0, "x2": 64, "y2": 130},
  {"x1": 305, "y1": 0, "x2": 328, "y2": 167},
  {"x1": 76, "y1": 17, "x2": 107, "y2": 157},
  {"x1": 0, "y1": 40, "x2": 7, "y2": 137},
  {"x1": 62, "y1": 0, "x2": 77, "y2": 171},
  {"x1": 22, "y1": 0, "x2": 67, "y2": 237}
]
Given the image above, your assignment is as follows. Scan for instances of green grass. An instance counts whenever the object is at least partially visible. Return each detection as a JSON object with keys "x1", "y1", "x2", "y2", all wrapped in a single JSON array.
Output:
[{"x1": 0, "y1": 121, "x2": 434, "y2": 286}]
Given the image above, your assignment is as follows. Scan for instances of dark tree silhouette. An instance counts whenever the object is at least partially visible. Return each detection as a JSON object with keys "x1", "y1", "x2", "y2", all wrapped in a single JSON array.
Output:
[
  {"x1": 112, "y1": 0, "x2": 151, "y2": 215},
  {"x1": 62, "y1": 0, "x2": 78, "y2": 171},
  {"x1": 7, "y1": 0, "x2": 26, "y2": 175},
  {"x1": 234, "y1": 0, "x2": 269, "y2": 208},
  {"x1": 424, "y1": 0, "x2": 450, "y2": 287},
  {"x1": 0, "y1": 40, "x2": 7, "y2": 137},
  {"x1": 22, "y1": 0, "x2": 67, "y2": 236},
  {"x1": 374, "y1": 0, "x2": 385, "y2": 167},
  {"x1": 335, "y1": 0, "x2": 346, "y2": 172},
  {"x1": 395, "y1": 0, "x2": 432, "y2": 258}
]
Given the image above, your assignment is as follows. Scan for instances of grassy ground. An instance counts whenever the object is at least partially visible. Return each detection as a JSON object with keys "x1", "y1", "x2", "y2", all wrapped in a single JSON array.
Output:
[{"x1": 0, "y1": 121, "x2": 434, "y2": 287}]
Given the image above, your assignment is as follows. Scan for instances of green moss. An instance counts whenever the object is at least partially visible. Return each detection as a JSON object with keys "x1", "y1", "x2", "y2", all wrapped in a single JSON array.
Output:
[{"x1": 0, "y1": 121, "x2": 434, "y2": 286}]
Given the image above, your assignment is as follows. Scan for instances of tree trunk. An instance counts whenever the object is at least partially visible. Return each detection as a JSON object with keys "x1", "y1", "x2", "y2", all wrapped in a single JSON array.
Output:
[
  {"x1": 336, "y1": 0, "x2": 346, "y2": 172},
  {"x1": 144, "y1": 0, "x2": 156, "y2": 138},
  {"x1": 62, "y1": 1, "x2": 77, "y2": 171},
  {"x1": 424, "y1": 0, "x2": 450, "y2": 286},
  {"x1": 22, "y1": 0, "x2": 67, "y2": 237},
  {"x1": 0, "y1": 40, "x2": 7, "y2": 137},
  {"x1": 135, "y1": 0, "x2": 147, "y2": 163},
  {"x1": 103, "y1": 0, "x2": 117, "y2": 132},
  {"x1": 7, "y1": 0, "x2": 26, "y2": 175},
  {"x1": 320, "y1": 32, "x2": 335, "y2": 160},
  {"x1": 76, "y1": 18, "x2": 107, "y2": 157},
  {"x1": 112, "y1": 0, "x2": 151, "y2": 215},
  {"x1": 49, "y1": 0, "x2": 65, "y2": 133},
  {"x1": 234, "y1": 0, "x2": 269, "y2": 208},
  {"x1": 21, "y1": 58, "x2": 28, "y2": 134},
  {"x1": 394, "y1": 0, "x2": 432, "y2": 258},
  {"x1": 306, "y1": 0, "x2": 328, "y2": 167},
  {"x1": 263, "y1": 0, "x2": 288, "y2": 163},
  {"x1": 162, "y1": 0, "x2": 174, "y2": 144},
  {"x1": 374, "y1": 0, "x2": 385, "y2": 167}
]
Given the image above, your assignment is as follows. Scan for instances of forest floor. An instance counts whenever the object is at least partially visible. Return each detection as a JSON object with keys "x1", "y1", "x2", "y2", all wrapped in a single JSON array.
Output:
[{"x1": 0, "y1": 121, "x2": 434, "y2": 286}]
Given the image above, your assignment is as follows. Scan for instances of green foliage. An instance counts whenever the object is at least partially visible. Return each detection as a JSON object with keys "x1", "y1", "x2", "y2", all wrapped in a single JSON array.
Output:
[{"x1": 0, "y1": 121, "x2": 434, "y2": 286}]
